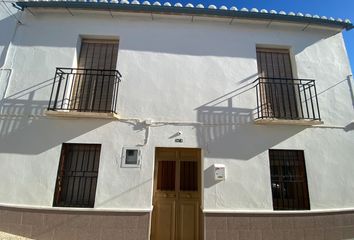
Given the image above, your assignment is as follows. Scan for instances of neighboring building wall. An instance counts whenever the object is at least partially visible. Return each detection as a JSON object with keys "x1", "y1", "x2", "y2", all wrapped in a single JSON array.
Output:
[{"x1": 0, "y1": 8, "x2": 353, "y2": 239}]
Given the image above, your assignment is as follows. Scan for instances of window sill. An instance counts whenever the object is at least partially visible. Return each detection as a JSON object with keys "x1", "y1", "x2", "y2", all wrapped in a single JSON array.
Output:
[
  {"x1": 254, "y1": 118, "x2": 324, "y2": 126},
  {"x1": 45, "y1": 110, "x2": 119, "y2": 119}
]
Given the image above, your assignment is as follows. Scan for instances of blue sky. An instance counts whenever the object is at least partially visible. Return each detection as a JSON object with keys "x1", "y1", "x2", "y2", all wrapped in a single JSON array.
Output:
[{"x1": 168, "y1": 0, "x2": 354, "y2": 73}]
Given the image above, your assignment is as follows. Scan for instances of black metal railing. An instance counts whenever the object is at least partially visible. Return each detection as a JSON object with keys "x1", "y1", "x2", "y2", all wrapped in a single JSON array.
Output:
[
  {"x1": 48, "y1": 67, "x2": 122, "y2": 113},
  {"x1": 255, "y1": 77, "x2": 321, "y2": 121}
]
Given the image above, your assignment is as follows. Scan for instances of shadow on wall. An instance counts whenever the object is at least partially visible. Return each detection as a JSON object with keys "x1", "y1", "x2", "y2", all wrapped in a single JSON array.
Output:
[
  {"x1": 204, "y1": 165, "x2": 218, "y2": 188},
  {"x1": 0, "y1": 78, "x2": 110, "y2": 155},
  {"x1": 345, "y1": 122, "x2": 354, "y2": 132},
  {"x1": 348, "y1": 75, "x2": 354, "y2": 109},
  {"x1": 314, "y1": 75, "x2": 354, "y2": 109},
  {"x1": 196, "y1": 80, "x2": 306, "y2": 160},
  {"x1": 0, "y1": 14, "x2": 18, "y2": 67},
  {"x1": 5, "y1": 12, "x2": 337, "y2": 58}
]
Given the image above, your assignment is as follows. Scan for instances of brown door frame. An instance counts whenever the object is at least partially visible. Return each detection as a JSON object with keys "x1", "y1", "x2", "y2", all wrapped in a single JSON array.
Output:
[{"x1": 151, "y1": 147, "x2": 203, "y2": 240}]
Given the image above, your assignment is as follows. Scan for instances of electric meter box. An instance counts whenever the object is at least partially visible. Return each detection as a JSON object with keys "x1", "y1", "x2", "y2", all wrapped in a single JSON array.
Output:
[{"x1": 214, "y1": 164, "x2": 226, "y2": 181}]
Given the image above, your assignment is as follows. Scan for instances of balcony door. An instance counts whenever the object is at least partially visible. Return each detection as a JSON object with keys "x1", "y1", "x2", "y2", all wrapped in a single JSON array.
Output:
[
  {"x1": 151, "y1": 148, "x2": 202, "y2": 240},
  {"x1": 71, "y1": 39, "x2": 119, "y2": 112},
  {"x1": 256, "y1": 48, "x2": 299, "y2": 119}
]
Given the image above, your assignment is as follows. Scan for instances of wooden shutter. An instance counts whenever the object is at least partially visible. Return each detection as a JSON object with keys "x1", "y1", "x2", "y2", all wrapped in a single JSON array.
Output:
[
  {"x1": 256, "y1": 48, "x2": 293, "y2": 79},
  {"x1": 78, "y1": 39, "x2": 119, "y2": 70},
  {"x1": 256, "y1": 48, "x2": 298, "y2": 119},
  {"x1": 71, "y1": 39, "x2": 119, "y2": 112}
]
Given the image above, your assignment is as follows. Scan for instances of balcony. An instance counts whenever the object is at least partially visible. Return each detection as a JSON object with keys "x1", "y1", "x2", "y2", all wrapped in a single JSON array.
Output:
[
  {"x1": 254, "y1": 77, "x2": 323, "y2": 125},
  {"x1": 46, "y1": 68, "x2": 122, "y2": 119}
]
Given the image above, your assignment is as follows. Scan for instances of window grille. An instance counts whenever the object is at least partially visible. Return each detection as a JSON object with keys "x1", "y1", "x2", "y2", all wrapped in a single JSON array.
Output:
[
  {"x1": 269, "y1": 149, "x2": 310, "y2": 210},
  {"x1": 53, "y1": 143, "x2": 101, "y2": 208}
]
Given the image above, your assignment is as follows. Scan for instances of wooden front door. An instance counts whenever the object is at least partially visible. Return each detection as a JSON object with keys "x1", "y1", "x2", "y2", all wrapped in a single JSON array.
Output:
[{"x1": 151, "y1": 148, "x2": 201, "y2": 240}]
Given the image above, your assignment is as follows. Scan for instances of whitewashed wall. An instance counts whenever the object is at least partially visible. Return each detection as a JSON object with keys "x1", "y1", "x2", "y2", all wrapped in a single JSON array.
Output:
[{"x1": 0, "y1": 10, "x2": 353, "y2": 211}]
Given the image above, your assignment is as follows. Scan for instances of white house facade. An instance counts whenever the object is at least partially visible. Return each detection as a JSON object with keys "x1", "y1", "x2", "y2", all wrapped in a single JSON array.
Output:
[{"x1": 0, "y1": 1, "x2": 353, "y2": 239}]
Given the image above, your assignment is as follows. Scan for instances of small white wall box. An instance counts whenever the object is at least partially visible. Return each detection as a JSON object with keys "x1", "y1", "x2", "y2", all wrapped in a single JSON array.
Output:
[
  {"x1": 121, "y1": 147, "x2": 141, "y2": 168},
  {"x1": 214, "y1": 164, "x2": 226, "y2": 181}
]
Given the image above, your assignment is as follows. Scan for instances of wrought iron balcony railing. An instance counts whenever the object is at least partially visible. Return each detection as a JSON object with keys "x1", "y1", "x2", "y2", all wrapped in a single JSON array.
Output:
[
  {"x1": 255, "y1": 77, "x2": 321, "y2": 121},
  {"x1": 48, "y1": 68, "x2": 122, "y2": 114}
]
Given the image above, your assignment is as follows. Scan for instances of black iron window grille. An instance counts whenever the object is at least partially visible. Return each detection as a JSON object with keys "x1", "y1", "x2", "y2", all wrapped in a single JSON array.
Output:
[
  {"x1": 269, "y1": 149, "x2": 310, "y2": 210},
  {"x1": 48, "y1": 67, "x2": 122, "y2": 113},
  {"x1": 255, "y1": 77, "x2": 321, "y2": 121},
  {"x1": 53, "y1": 143, "x2": 101, "y2": 208}
]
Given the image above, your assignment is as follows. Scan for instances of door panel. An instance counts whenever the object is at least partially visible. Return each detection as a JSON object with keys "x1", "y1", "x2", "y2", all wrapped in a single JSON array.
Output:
[
  {"x1": 178, "y1": 201, "x2": 199, "y2": 240},
  {"x1": 152, "y1": 148, "x2": 201, "y2": 240},
  {"x1": 154, "y1": 200, "x2": 176, "y2": 240},
  {"x1": 157, "y1": 161, "x2": 176, "y2": 191},
  {"x1": 180, "y1": 161, "x2": 198, "y2": 191}
]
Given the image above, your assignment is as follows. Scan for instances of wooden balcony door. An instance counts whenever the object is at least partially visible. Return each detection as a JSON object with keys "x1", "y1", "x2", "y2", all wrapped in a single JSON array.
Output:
[
  {"x1": 256, "y1": 48, "x2": 299, "y2": 119},
  {"x1": 71, "y1": 39, "x2": 119, "y2": 112},
  {"x1": 151, "y1": 148, "x2": 202, "y2": 240}
]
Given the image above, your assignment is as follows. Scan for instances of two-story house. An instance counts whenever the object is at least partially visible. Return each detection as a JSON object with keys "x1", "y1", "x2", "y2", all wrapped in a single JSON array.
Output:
[{"x1": 0, "y1": 1, "x2": 353, "y2": 239}]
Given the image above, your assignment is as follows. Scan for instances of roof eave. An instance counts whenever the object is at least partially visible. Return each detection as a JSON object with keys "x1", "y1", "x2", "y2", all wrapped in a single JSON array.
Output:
[{"x1": 15, "y1": 1, "x2": 354, "y2": 31}]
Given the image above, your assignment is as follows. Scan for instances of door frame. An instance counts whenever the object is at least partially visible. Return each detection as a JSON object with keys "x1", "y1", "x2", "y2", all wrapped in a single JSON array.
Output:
[{"x1": 151, "y1": 147, "x2": 203, "y2": 240}]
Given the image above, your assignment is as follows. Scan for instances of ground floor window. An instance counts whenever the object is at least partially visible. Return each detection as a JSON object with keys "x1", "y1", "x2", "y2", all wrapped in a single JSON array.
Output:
[
  {"x1": 269, "y1": 149, "x2": 310, "y2": 210},
  {"x1": 53, "y1": 143, "x2": 101, "y2": 208}
]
